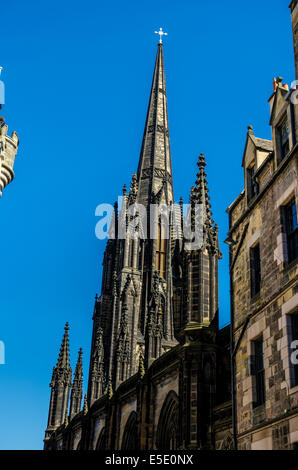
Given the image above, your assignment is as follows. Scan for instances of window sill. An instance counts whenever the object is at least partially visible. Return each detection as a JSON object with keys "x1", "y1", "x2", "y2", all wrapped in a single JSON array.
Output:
[
  {"x1": 247, "y1": 193, "x2": 259, "y2": 206},
  {"x1": 282, "y1": 258, "x2": 298, "y2": 274},
  {"x1": 277, "y1": 151, "x2": 291, "y2": 167},
  {"x1": 288, "y1": 384, "x2": 298, "y2": 395},
  {"x1": 252, "y1": 403, "x2": 266, "y2": 426}
]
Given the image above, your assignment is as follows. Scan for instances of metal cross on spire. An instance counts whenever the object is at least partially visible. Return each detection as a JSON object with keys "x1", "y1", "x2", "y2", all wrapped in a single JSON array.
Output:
[{"x1": 154, "y1": 27, "x2": 168, "y2": 44}]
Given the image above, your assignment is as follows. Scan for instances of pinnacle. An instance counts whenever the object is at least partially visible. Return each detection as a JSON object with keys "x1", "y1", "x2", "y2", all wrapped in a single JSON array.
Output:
[
  {"x1": 56, "y1": 322, "x2": 71, "y2": 370},
  {"x1": 129, "y1": 173, "x2": 138, "y2": 196},
  {"x1": 189, "y1": 153, "x2": 215, "y2": 228},
  {"x1": 74, "y1": 348, "x2": 83, "y2": 377},
  {"x1": 197, "y1": 153, "x2": 206, "y2": 169}
]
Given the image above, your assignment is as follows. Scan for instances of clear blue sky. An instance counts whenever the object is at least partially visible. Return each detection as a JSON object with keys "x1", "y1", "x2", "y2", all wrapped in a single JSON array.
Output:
[{"x1": 0, "y1": 0, "x2": 294, "y2": 450}]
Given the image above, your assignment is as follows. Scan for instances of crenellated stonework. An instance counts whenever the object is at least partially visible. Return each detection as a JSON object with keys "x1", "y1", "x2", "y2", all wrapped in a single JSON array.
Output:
[{"x1": 0, "y1": 119, "x2": 19, "y2": 196}]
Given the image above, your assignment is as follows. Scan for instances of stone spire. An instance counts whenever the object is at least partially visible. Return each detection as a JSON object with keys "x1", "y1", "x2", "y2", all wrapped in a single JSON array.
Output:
[
  {"x1": 180, "y1": 155, "x2": 221, "y2": 336},
  {"x1": 86, "y1": 41, "x2": 177, "y2": 397},
  {"x1": 190, "y1": 154, "x2": 221, "y2": 255},
  {"x1": 69, "y1": 348, "x2": 83, "y2": 420},
  {"x1": 128, "y1": 173, "x2": 138, "y2": 204},
  {"x1": 193, "y1": 154, "x2": 213, "y2": 227},
  {"x1": 56, "y1": 322, "x2": 71, "y2": 369},
  {"x1": 45, "y1": 323, "x2": 72, "y2": 442},
  {"x1": 136, "y1": 43, "x2": 174, "y2": 208}
]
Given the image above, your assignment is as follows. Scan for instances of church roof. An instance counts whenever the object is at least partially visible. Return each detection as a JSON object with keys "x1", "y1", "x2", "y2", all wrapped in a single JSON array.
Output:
[{"x1": 250, "y1": 136, "x2": 273, "y2": 152}]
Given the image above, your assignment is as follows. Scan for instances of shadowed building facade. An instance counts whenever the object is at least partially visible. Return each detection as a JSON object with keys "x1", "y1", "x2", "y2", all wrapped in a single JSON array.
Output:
[
  {"x1": 226, "y1": 1, "x2": 298, "y2": 450},
  {"x1": 44, "y1": 40, "x2": 232, "y2": 451}
]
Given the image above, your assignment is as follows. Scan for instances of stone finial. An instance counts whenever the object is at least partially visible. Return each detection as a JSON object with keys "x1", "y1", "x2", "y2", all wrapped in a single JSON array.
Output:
[
  {"x1": 122, "y1": 184, "x2": 127, "y2": 195},
  {"x1": 247, "y1": 125, "x2": 254, "y2": 135},
  {"x1": 197, "y1": 153, "x2": 206, "y2": 169}
]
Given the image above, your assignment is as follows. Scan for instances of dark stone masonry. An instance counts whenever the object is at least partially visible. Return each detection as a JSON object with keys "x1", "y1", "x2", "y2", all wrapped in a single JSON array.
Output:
[{"x1": 44, "y1": 3, "x2": 298, "y2": 450}]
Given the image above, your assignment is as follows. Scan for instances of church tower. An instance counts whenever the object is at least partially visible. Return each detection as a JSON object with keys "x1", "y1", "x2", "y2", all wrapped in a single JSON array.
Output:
[
  {"x1": 88, "y1": 42, "x2": 178, "y2": 404},
  {"x1": 44, "y1": 31, "x2": 231, "y2": 452}
]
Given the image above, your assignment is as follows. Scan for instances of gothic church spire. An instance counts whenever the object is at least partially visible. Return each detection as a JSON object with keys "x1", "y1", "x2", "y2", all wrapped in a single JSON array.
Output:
[
  {"x1": 69, "y1": 348, "x2": 83, "y2": 420},
  {"x1": 136, "y1": 43, "x2": 173, "y2": 207},
  {"x1": 44, "y1": 323, "x2": 72, "y2": 443}
]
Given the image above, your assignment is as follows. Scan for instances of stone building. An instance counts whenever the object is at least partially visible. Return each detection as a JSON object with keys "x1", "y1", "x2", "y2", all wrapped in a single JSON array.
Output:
[
  {"x1": 0, "y1": 71, "x2": 19, "y2": 197},
  {"x1": 226, "y1": 1, "x2": 298, "y2": 450},
  {"x1": 44, "y1": 39, "x2": 232, "y2": 450}
]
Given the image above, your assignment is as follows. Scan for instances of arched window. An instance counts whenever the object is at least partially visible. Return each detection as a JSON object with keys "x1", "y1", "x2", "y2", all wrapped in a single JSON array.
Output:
[
  {"x1": 156, "y1": 391, "x2": 179, "y2": 450},
  {"x1": 221, "y1": 432, "x2": 234, "y2": 450},
  {"x1": 128, "y1": 238, "x2": 134, "y2": 267},
  {"x1": 121, "y1": 411, "x2": 137, "y2": 450},
  {"x1": 75, "y1": 439, "x2": 82, "y2": 450},
  {"x1": 155, "y1": 219, "x2": 167, "y2": 278},
  {"x1": 96, "y1": 427, "x2": 106, "y2": 450}
]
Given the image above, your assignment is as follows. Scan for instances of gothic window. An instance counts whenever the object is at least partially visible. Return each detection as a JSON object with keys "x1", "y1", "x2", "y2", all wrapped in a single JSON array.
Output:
[
  {"x1": 283, "y1": 198, "x2": 298, "y2": 263},
  {"x1": 121, "y1": 412, "x2": 137, "y2": 450},
  {"x1": 156, "y1": 391, "x2": 179, "y2": 450},
  {"x1": 252, "y1": 336, "x2": 265, "y2": 408},
  {"x1": 221, "y1": 432, "x2": 234, "y2": 450},
  {"x1": 250, "y1": 243, "x2": 261, "y2": 298},
  {"x1": 50, "y1": 392, "x2": 58, "y2": 426},
  {"x1": 128, "y1": 238, "x2": 134, "y2": 267},
  {"x1": 278, "y1": 116, "x2": 290, "y2": 161},
  {"x1": 76, "y1": 440, "x2": 82, "y2": 450},
  {"x1": 96, "y1": 427, "x2": 106, "y2": 450},
  {"x1": 246, "y1": 163, "x2": 258, "y2": 202},
  {"x1": 155, "y1": 219, "x2": 167, "y2": 279}
]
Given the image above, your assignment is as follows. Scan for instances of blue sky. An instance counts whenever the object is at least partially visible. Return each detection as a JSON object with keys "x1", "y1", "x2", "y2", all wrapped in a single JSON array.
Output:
[{"x1": 0, "y1": 0, "x2": 294, "y2": 450}]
